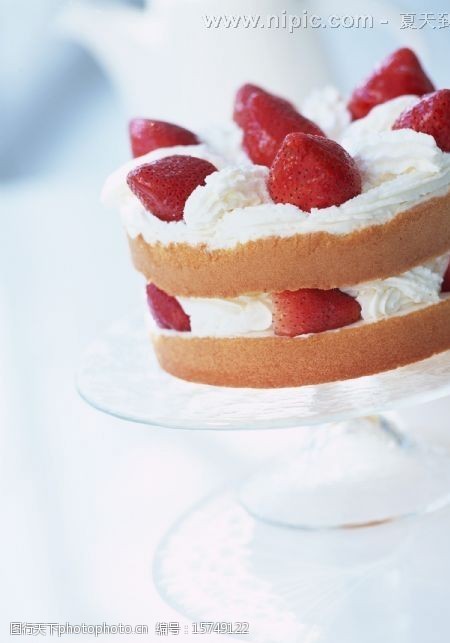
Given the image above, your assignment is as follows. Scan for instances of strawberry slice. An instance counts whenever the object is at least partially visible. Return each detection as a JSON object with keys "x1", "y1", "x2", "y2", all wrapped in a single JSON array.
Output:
[
  {"x1": 272, "y1": 289, "x2": 361, "y2": 337},
  {"x1": 442, "y1": 262, "x2": 450, "y2": 293},
  {"x1": 268, "y1": 132, "x2": 362, "y2": 212},
  {"x1": 233, "y1": 85, "x2": 324, "y2": 166},
  {"x1": 348, "y1": 48, "x2": 435, "y2": 120},
  {"x1": 146, "y1": 284, "x2": 191, "y2": 331},
  {"x1": 392, "y1": 90, "x2": 450, "y2": 152},
  {"x1": 129, "y1": 119, "x2": 199, "y2": 158},
  {"x1": 127, "y1": 155, "x2": 217, "y2": 221}
]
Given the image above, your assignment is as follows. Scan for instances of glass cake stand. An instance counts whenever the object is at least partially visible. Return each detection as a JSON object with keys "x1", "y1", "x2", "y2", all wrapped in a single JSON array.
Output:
[
  {"x1": 77, "y1": 314, "x2": 450, "y2": 641},
  {"x1": 77, "y1": 313, "x2": 450, "y2": 530}
]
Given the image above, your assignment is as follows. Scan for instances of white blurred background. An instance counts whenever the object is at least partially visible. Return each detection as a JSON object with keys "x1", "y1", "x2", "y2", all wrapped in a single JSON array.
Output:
[{"x1": 2, "y1": 1, "x2": 450, "y2": 641}]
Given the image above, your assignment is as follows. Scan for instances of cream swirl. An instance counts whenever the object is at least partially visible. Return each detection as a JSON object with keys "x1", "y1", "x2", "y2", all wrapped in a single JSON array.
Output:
[
  {"x1": 343, "y1": 129, "x2": 445, "y2": 190},
  {"x1": 301, "y1": 85, "x2": 351, "y2": 140},
  {"x1": 200, "y1": 122, "x2": 249, "y2": 165},
  {"x1": 343, "y1": 254, "x2": 449, "y2": 321},
  {"x1": 339, "y1": 95, "x2": 419, "y2": 142},
  {"x1": 184, "y1": 165, "x2": 271, "y2": 230}
]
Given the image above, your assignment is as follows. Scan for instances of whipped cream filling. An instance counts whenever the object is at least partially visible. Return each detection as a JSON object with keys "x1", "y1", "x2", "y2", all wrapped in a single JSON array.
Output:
[
  {"x1": 178, "y1": 294, "x2": 273, "y2": 337},
  {"x1": 342, "y1": 254, "x2": 449, "y2": 322},
  {"x1": 152, "y1": 255, "x2": 449, "y2": 338},
  {"x1": 102, "y1": 93, "x2": 450, "y2": 250}
]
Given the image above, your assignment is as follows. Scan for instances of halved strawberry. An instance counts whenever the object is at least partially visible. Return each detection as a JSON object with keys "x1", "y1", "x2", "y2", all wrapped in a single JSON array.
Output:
[
  {"x1": 268, "y1": 132, "x2": 362, "y2": 212},
  {"x1": 392, "y1": 90, "x2": 450, "y2": 152},
  {"x1": 348, "y1": 48, "x2": 435, "y2": 120},
  {"x1": 129, "y1": 119, "x2": 199, "y2": 158},
  {"x1": 127, "y1": 155, "x2": 217, "y2": 221},
  {"x1": 442, "y1": 262, "x2": 450, "y2": 293},
  {"x1": 272, "y1": 289, "x2": 361, "y2": 337},
  {"x1": 233, "y1": 85, "x2": 324, "y2": 166},
  {"x1": 146, "y1": 284, "x2": 191, "y2": 331}
]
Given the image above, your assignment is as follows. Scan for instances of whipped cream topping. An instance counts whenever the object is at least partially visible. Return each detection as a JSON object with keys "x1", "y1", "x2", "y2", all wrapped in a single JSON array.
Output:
[
  {"x1": 340, "y1": 95, "x2": 419, "y2": 142},
  {"x1": 200, "y1": 122, "x2": 249, "y2": 165},
  {"x1": 102, "y1": 92, "x2": 450, "y2": 250},
  {"x1": 301, "y1": 85, "x2": 351, "y2": 140},
  {"x1": 151, "y1": 256, "x2": 449, "y2": 338},
  {"x1": 343, "y1": 130, "x2": 445, "y2": 191},
  {"x1": 184, "y1": 165, "x2": 271, "y2": 230}
]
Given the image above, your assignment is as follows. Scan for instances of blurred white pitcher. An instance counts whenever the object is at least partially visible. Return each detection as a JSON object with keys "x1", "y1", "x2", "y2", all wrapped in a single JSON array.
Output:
[{"x1": 60, "y1": 0, "x2": 423, "y2": 127}]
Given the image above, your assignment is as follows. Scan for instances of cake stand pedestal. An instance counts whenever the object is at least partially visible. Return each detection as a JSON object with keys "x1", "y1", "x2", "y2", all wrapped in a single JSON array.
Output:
[{"x1": 239, "y1": 415, "x2": 450, "y2": 529}]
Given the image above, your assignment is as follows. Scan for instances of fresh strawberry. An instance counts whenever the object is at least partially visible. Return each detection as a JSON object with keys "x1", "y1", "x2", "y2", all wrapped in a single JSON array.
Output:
[
  {"x1": 233, "y1": 84, "x2": 294, "y2": 128},
  {"x1": 127, "y1": 155, "x2": 217, "y2": 221},
  {"x1": 233, "y1": 84, "x2": 262, "y2": 127},
  {"x1": 268, "y1": 132, "x2": 361, "y2": 212},
  {"x1": 442, "y1": 262, "x2": 450, "y2": 293},
  {"x1": 392, "y1": 90, "x2": 450, "y2": 152},
  {"x1": 129, "y1": 119, "x2": 199, "y2": 158},
  {"x1": 146, "y1": 284, "x2": 191, "y2": 331},
  {"x1": 233, "y1": 85, "x2": 324, "y2": 166},
  {"x1": 348, "y1": 48, "x2": 435, "y2": 120},
  {"x1": 272, "y1": 289, "x2": 361, "y2": 337}
]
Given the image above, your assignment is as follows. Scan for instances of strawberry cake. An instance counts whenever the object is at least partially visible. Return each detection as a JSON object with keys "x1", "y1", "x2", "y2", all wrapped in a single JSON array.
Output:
[{"x1": 102, "y1": 48, "x2": 450, "y2": 387}]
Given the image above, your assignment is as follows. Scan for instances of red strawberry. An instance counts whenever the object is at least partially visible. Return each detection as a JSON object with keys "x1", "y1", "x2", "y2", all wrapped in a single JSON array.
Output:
[
  {"x1": 127, "y1": 155, "x2": 217, "y2": 222},
  {"x1": 233, "y1": 84, "x2": 294, "y2": 128},
  {"x1": 272, "y1": 289, "x2": 361, "y2": 337},
  {"x1": 392, "y1": 90, "x2": 450, "y2": 152},
  {"x1": 348, "y1": 48, "x2": 435, "y2": 120},
  {"x1": 233, "y1": 84, "x2": 262, "y2": 127},
  {"x1": 442, "y1": 262, "x2": 450, "y2": 293},
  {"x1": 129, "y1": 119, "x2": 199, "y2": 158},
  {"x1": 146, "y1": 284, "x2": 191, "y2": 331},
  {"x1": 233, "y1": 86, "x2": 324, "y2": 166},
  {"x1": 268, "y1": 132, "x2": 362, "y2": 212}
]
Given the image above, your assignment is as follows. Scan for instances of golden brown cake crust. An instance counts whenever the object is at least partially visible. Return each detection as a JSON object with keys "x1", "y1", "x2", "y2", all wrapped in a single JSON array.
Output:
[
  {"x1": 129, "y1": 191, "x2": 450, "y2": 297},
  {"x1": 151, "y1": 299, "x2": 450, "y2": 388}
]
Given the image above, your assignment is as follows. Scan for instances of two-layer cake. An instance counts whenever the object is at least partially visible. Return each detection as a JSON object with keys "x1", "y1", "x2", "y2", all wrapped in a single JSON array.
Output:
[{"x1": 103, "y1": 48, "x2": 450, "y2": 387}]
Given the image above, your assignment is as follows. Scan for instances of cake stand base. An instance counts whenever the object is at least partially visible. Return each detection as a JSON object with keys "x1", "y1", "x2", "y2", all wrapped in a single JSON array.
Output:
[
  {"x1": 154, "y1": 487, "x2": 450, "y2": 643},
  {"x1": 239, "y1": 416, "x2": 450, "y2": 530}
]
